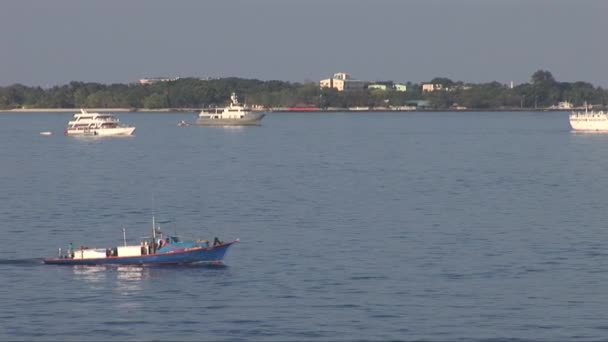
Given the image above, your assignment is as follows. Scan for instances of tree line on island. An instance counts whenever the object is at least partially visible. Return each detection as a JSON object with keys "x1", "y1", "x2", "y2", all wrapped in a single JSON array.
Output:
[{"x1": 0, "y1": 70, "x2": 605, "y2": 110}]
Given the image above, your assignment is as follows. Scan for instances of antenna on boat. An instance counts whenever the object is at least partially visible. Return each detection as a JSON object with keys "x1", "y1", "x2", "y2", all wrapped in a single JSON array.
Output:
[{"x1": 151, "y1": 194, "x2": 157, "y2": 241}]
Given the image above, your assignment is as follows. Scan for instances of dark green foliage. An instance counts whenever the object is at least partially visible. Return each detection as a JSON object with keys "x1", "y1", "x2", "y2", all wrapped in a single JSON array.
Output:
[
  {"x1": 0, "y1": 70, "x2": 606, "y2": 110},
  {"x1": 420, "y1": 70, "x2": 608, "y2": 109}
]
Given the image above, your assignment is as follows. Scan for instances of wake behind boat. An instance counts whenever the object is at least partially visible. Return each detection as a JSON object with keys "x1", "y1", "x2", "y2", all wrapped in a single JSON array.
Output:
[
  {"x1": 65, "y1": 109, "x2": 136, "y2": 136},
  {"x1": 43, "y1": 217, "x2": 238, "y2": 266},
  {"x1": 196, "y1": 93, "x2": 265, "y2": 126},
  {"x1": 569, "y1": 107, "x2": 608, "y2": 131}
]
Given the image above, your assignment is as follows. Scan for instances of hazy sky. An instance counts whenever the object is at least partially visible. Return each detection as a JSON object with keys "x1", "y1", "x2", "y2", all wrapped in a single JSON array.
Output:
[{"x1": 2, "y1": 0, "x2": 608, "y2": 87}]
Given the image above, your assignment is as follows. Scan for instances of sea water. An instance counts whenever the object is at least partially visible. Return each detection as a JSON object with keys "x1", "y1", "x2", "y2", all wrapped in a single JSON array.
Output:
[{"x1": 1, "y1": 111, "x2": 607, "y2": 341}]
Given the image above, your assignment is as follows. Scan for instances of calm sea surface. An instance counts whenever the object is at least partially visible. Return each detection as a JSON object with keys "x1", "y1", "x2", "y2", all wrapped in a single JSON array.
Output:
[{"x1": 1, "y1": 111, "x2": 608, "y2": 341}]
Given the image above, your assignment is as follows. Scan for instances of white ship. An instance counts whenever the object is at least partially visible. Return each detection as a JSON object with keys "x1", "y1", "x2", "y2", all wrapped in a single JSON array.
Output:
[
  {"x1": 569, "y1": 107, "x2": 608, "y2": 131},
  {"x1": 65, "y1": 109, "x2": 136, "y2": 136},
  {"x1": 196, "y1": 93, "x2": 265, "y2": 126}
]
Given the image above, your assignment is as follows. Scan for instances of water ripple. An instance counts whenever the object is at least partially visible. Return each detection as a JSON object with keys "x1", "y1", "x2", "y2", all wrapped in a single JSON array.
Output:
[{"x1": 1, "y1": 112, "x2": 608, "y2": 341}]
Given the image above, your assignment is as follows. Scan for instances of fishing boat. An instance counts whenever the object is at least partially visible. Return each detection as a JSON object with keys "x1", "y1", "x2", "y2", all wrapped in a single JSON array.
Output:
[
  {"x1": 43, "y1": 217, "x2": 238, "y2": 265},
  {"x1": 65, "y1": 109, "x2": 136, "y2": 136},
  {"x1": 196, "y1": 93, "x2": 265, "y2": 126}
]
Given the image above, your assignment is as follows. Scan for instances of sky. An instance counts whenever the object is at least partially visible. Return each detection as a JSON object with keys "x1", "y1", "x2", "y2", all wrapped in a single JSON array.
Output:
[{"x1": 2, "y1": 0, "x2": 608, "y2": 87}]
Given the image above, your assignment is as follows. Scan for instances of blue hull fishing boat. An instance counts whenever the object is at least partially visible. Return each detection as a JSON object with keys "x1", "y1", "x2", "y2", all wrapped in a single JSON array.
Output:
[{"x1": 43, "y1": 217, "x2": 238, "y2": 266}]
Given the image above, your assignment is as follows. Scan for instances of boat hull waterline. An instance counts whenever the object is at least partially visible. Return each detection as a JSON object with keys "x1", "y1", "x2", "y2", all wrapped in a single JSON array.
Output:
[
  {"x1": 196, "y1": 113, "x2": 265, "y2": 126},
  {"x1": 65, "y1": 126, "x2": 136, "y2": 136},
  {"x1": 43, "y1": 241, "x2": 237, "y2": 265}
]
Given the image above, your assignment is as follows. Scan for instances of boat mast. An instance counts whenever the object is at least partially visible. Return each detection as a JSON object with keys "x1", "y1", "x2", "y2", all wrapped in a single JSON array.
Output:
[
  {"x1": 122, "y1": 227, "x2": 127, "y2": 246},
  {"x1": 152, "y1": 215, "x2": 156, "y2": 241}
]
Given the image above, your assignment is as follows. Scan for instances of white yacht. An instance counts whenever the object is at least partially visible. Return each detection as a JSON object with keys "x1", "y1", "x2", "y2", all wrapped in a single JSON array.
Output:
[
  {"x1": 196, "y1": 93, "x2": 265, "y2": 125},
  {"x1": 569, "y1": 107, "x2": 608, "y2": 131},
  {"x1": 65, "y1": 109, "x2": 136, "y2": 136}
]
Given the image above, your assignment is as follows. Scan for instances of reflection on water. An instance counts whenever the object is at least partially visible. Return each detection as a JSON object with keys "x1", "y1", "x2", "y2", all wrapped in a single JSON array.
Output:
[
  {"x1": 68, "y1": 135, "x2": 135, "y2": 141},
  {"x1": 71, "y1": 265, "x2": 147, "y2": 294},
  {"x1": 72, "y1": 265, "x2": 107, "y2": 284},
  {"x1": 115, "y1": 266, "x2": 145, "y2": 294},
  {"x1": 570, "y1": 130, "x2": 608, "y2": 135},
  {"x1": 196, "y1": 125, "x2": 248, "y2": 132},
  {"x1": 71, "y1": 264, "x2": 227, "y2": 287},
  {"x1": 116, "y1": 266, "x2": 145, "y2": 281},
  {"x1": 218, "y1": 126, "x2": 246, "y2": 132}
]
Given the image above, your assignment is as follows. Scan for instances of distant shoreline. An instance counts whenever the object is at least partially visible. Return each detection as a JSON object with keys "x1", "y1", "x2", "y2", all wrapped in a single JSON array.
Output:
[
  {"x1": 0, "y1": 107, "x2": 579, "y2": 113},
  {"x1": 0, "y1": 108, "x2": 185, "y2": 113}
]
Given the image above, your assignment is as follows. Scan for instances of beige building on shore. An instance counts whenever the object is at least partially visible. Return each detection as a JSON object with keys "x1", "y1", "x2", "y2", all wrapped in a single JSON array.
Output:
[
  {"x1": 320, "y1": 72, "x2": 365, "y2": 91},
  {"x1": 422, "y1": 83, "x2": 443, "y2": 92}
]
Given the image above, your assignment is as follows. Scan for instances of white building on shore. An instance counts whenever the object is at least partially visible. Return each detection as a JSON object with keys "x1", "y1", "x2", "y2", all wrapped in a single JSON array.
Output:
[
  {"x1": 368, "y1": 82, "x2": 407, "y2": 92},
  {"x1": 139, "y1": 77, "x2": 180, "y2": 85}
]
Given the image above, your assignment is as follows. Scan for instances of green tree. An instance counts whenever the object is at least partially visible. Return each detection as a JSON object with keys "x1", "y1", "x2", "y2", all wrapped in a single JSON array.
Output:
[{"x1": 143, "y1": 93, "x2": 168, "y2": 109}]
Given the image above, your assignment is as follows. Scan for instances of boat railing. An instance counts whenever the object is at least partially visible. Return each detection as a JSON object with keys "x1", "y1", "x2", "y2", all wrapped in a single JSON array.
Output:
[
  {"x1": 96, "y1": 117, "x2": 118, "y2": 122},
  {"x1": 201, "y1": 107, "x2": 222, "y2": 113},
  {"x1": 571, "y1": 110, "x2": 606, "y2": 117}
]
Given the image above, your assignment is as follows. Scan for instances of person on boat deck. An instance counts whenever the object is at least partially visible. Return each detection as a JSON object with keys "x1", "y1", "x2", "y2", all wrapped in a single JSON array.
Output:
[
  {"x1": 68, "y1": 242, "x2": 74, "y2": 258},
  {"x1": 213, "y1": 237, "x2": 222, "y2": 246}
]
